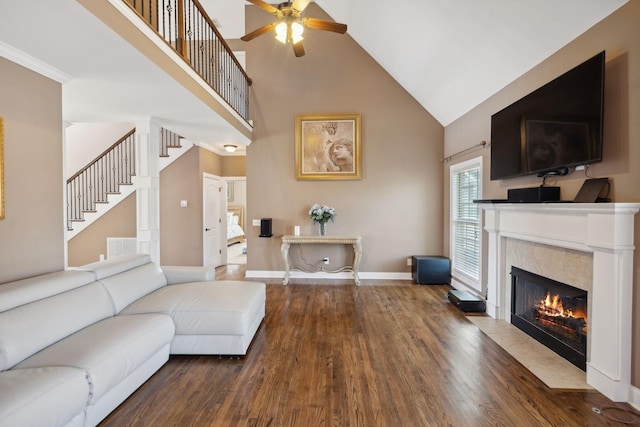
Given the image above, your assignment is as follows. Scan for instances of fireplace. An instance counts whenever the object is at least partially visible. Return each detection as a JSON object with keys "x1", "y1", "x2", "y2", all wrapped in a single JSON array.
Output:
[
  {"x1": 480, "y1": 203, "x2": 640, "y2": 401},
  {"x1": 510, "y1": 267, "x2": 587, "y2": 370}
]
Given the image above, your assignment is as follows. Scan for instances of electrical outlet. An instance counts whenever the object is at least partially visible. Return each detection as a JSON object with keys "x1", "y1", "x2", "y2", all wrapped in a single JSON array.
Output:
[
  {"x1": 407, "y1": 257, "x2": 412, "y2": 266},
  {"x1": 323, "y1": 257, "x2": 329, "y2": 265},
  {"x1": 252, "y1": 219, "x2": 261, "y2": 226}
]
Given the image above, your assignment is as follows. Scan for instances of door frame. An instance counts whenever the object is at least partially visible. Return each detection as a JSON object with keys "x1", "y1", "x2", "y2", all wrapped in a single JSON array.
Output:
[
  {"x1": 202, "y1": 173, "x2": 226, "y2": 267},
  {"x1": 223, "y1": 176, "x2": 247, "y2": 265}
]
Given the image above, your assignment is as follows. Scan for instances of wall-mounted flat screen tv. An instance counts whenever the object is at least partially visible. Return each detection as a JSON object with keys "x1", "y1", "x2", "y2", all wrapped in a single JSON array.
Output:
[{"x1": 490, "y1": 51, "x2": 605, "y2": 181}]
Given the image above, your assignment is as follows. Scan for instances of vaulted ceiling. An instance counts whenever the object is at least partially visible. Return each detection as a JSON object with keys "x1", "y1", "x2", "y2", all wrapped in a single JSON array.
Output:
[
  {"x1": 0, "y1": 1, "x2": 628, "y2": 153},
  {"x1": 209, "y1": 0, "x2": 627, "y2": 126}
]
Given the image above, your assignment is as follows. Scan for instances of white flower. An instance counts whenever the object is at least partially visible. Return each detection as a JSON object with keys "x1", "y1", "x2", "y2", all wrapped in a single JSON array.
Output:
[{"x1": 309, "y1": 204, "x2": 336, "y2": 224}]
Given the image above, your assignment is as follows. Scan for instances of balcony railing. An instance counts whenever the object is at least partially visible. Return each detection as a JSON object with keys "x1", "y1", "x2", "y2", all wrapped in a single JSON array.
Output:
[{"x1": 124, "y1": 0, "x2": 252, "y2": 123}]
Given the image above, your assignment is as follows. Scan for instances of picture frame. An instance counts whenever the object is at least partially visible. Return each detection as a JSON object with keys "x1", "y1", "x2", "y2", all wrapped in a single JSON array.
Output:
[
  {"x1": 227, "y1": 180, "x2": 234, "y2": 202},
  {"x1": 0, "y1": 117, "x2": 4, "y2": 220},
  {"x1": 295, "y1": 113, "x2": 361, "y2": 180}
]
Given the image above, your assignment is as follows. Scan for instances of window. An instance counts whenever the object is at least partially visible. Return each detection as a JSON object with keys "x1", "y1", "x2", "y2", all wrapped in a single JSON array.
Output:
[{"x1": 450, "y1": 157, "x2": 481, "y2": 288}]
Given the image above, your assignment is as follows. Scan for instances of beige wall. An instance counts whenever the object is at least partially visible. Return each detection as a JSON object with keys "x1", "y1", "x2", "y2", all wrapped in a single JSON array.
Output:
[
  {"x1": 244, "y1": 4, "x2": 444, "y2": 273},
  {"x1": 160, "y1": 146, "x2": 225, "y2": 265},
  {"x1": 222, "y1": 155, "x2": 246, "y2": 176},
  {"x1": 443, "y1": 1, "x2": 640, "y2": 386},
  {"x1": 198, "y1": 145, "x2": 223, "y2": 176},
  {"x1": 0, "y1": 58, "x2": 64, "y2": 284},
  {"x1": 160, "y1": 146, "x2": 202, "y2": 265},
  {"x1": 67, "y1": 193, "x2": 136, "y2": 266}
]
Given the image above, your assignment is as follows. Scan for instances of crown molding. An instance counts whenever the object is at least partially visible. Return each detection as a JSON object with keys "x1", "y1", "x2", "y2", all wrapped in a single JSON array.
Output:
[{"x1": 0, "y1": 42, "x2": 72, "y2": 83}]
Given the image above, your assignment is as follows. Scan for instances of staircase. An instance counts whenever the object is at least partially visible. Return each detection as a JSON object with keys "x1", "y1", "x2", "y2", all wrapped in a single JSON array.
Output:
[{"x1": 66, "y1": 127, "x2": 190, "y2": 240}]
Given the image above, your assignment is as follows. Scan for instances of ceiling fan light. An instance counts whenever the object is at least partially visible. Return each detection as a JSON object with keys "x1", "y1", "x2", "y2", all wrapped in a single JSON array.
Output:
[
  {"x1": 275, "y1": 22, "x2": 288, "y2": 44},
  {"x1": 291, "y1": 21, "x2": 304, "y2": 44},
  {"x1": 224, "y1": 144, "x2": 237, "y2": 153}
]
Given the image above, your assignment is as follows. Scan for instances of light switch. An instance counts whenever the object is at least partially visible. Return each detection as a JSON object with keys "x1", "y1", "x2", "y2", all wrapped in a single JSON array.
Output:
[
  {"x1": 180, "y1": 200, "x2": 188, "y2": 207},
  {"x1": 252, "y1": 219, "x2": 261, "y2": 226}
]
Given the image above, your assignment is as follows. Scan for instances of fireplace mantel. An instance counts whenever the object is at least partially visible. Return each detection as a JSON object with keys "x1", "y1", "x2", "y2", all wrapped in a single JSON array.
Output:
[{"x1": 481, "y1": 202, "x2": 640, "y2": 402}]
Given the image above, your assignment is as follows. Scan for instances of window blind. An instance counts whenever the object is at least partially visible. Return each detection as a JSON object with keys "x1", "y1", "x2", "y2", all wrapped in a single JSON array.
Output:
[{"x1": 451, "y1": 165, "x2": 480, "y2": 280}]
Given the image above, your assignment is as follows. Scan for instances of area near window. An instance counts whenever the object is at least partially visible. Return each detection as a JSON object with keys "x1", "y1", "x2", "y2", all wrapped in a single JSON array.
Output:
[{"x1": 450, "y1": 156, "x2": 482, "y2": 291}]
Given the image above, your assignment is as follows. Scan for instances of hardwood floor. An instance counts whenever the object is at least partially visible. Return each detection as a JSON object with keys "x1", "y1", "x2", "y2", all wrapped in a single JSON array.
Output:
[{"x1": 100, "y1": 265, "x2": 638, "y2": 426}]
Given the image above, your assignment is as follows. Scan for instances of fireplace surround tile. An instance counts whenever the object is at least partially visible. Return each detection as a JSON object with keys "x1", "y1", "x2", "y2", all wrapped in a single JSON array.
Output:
[{"x1": 506, "y1": 240, "x2": 592, "y2": 291}]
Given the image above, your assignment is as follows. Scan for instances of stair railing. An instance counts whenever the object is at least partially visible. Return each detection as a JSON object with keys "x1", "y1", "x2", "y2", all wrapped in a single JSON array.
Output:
[
  {"x1": 160, "y1": 126, "x2": 182, "y2": 157},
  {"x1": 67, "y1": 129, "x2": 136, "y2": 230},
  {"x1": 123, "y1": 0, "x2": 252, "y2": 124}
]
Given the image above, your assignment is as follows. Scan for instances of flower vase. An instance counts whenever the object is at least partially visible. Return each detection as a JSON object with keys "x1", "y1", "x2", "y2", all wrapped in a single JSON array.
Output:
[{"x1": 319, "y1": 222, "x2": 327, "y2": 236}]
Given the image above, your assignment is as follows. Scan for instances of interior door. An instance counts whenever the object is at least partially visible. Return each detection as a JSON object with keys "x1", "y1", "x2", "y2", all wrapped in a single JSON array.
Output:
[{"x1": 203, "y1": 175, "x2": 222, "y2": 268}]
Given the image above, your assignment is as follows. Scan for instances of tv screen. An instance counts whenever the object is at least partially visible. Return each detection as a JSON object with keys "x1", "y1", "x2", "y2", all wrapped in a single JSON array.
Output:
[{"x1": 490, "y1": 51, "x2": 605, "y2": 180}]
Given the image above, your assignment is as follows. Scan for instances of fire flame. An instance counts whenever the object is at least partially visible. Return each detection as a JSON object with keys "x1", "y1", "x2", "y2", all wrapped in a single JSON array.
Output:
[{"x1": 538, "y1": 293, "x2": 576, "y2": 318}]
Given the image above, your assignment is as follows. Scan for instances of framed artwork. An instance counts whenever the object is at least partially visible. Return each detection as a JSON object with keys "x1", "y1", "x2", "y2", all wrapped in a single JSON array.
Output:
[
  {"x1": 295, "y1": 113, "x2": 361, "y2": 180},
  {"x1": 0, "y1": 117, "x2": 4, "y2": 220},
  {"x1": 227, "y1": 180, "x2": 234, "y2": 202}
]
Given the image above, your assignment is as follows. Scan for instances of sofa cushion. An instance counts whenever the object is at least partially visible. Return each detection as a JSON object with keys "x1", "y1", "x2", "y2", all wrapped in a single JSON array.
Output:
[
  {"x1": 0, "y1": 282, "x2": 115, "y2": 371},
  {"x1": 0, "y1": 366, "x2": 89, "y2": 427},
  {"x1": 161, "y1": 266, "x2": 215, "y2": 285},
  {"x1": 16, "y1": 313, "x2": 174, "y2": 404},
  {"x1": 96, "y1": 263, "x2": 168, "y2": 313},
  {"x1": 0, "y1": 270, "x2": 96, "y2": 312},
  {"x1": 77, "y1": 253, "x2": 152, "y2": 280},
  {"x1": 120, "y1": 281, "x2": 266, "y2": 336}
]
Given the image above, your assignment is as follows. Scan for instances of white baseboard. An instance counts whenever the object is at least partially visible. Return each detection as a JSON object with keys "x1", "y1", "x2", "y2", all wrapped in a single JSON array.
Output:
[
  {"x1": 630, "y1": 384, "x2": 640, "y2": 411},
  {"x1": 245, "y1": 270, "x2": 412, "y2": 283}
]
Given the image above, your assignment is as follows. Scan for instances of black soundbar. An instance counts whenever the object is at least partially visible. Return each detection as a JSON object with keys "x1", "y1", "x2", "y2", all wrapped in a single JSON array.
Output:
[{"x1": 507, "y1": 186, "x2": 560, "y2": 203}]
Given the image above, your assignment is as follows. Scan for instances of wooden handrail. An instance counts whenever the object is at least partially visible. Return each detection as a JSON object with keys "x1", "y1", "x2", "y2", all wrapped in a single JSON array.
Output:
[
  {"x1": 66, "y1": 128, "x2": 137, "y2": 230},
  {"x1": 66, "y1": 127, "x2": 185, "y2": 230},
  {"x1": 67, "y1": 128, "x2": 136, "y2": 184},
  {"x1": 189, "y1": 0, "x2": 252, "y2": 86}
]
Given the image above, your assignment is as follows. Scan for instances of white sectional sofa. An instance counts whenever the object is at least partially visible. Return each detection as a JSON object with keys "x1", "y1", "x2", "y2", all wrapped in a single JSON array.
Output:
[{"x1": 0, "y1": 254, "x2": 266, "y2": 427}]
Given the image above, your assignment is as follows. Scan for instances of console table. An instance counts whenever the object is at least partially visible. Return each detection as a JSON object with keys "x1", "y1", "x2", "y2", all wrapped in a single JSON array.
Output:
[{"x1": 280, "y1": 235, "x2": 363, "y2": 285}]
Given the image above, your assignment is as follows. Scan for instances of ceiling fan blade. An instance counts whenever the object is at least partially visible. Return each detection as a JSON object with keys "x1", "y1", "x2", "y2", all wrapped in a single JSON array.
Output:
[
  {"x1": 291, "y1": 0, "x2": 311, "y2": 13},
  {"x1": 245, "y1": 0, "x2": 279, "y2": 15},
  {"x1": 293, "y1": 41, "x2": 305, "y2": 57},
  {"x1": 302, "y1": 17, "x2": 347, "y2": 34},
  {"x1": 240, "y1": 22, "x2": 277, "y2": 42}
]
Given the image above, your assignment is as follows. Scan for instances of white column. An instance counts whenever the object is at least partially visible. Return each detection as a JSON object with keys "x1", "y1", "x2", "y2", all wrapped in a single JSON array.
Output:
[
  {"x1": 134, "y1": 119, "x2": 161, "y2": 263},
  {"x1": 585, "y1": 211, "x2": 636, "y2": 402},
  {"x1": 483, "y1": 206, "x2": 504, "y2": 319}
]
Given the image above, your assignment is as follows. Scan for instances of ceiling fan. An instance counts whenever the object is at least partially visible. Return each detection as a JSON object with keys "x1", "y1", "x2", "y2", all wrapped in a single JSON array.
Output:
[{"x1": 241, "y1": 0, "x2": 348, "y2": 57}]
